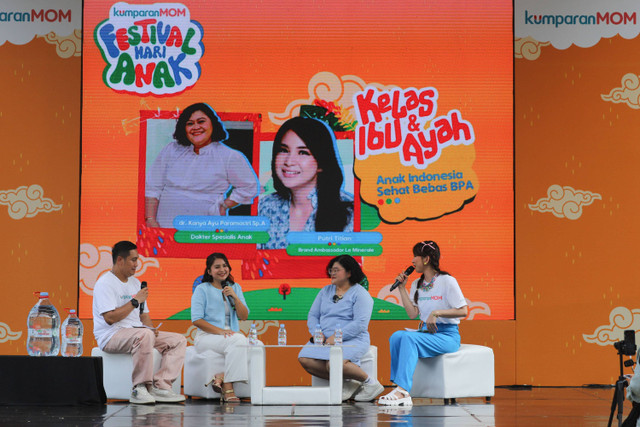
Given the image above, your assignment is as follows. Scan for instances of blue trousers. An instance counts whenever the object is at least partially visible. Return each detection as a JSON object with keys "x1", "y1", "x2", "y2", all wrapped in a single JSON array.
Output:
[{"x1": 389, "y1": 324, "x2": 460, "y2": 392}]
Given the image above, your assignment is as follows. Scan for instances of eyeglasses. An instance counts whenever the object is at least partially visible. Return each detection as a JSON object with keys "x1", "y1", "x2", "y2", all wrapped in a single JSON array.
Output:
[
  {"x1": 327, "y1": 268, "x2": 344, "y2": 275},
  {"x1": 332, "y1": 294, "x2": 343, "y2": 303}
]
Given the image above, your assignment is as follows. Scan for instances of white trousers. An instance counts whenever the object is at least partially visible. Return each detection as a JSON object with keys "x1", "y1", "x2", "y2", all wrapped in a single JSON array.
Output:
[{"x1": 193, "y1": 330, "x2": 252, "y2": 383}]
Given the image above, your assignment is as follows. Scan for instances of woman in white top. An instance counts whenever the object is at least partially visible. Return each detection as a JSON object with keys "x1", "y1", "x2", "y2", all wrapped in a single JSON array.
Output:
[
  {"x1": 191, "y1": 252, "x2": 250, "y2": 402},
  {"x1": 145, "y1": 103, "x2": 258, "y2": 228},
  {"x1": 378, "y1": 240, "x2": 468, "y2": 406}
]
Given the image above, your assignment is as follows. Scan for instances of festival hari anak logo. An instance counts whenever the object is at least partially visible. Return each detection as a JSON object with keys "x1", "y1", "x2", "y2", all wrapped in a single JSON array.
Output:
[{"x1": 94, "y1": 2, "x2": 203, "y2": 96}]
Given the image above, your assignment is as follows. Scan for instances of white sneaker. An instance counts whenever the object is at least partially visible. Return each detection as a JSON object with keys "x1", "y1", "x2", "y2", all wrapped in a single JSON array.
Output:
[
  {"x1": 342, "y1": 379, "x2": 362, "y2": 401},
  {"x1": 149, "y1": 386, "x2": 186, "y2": 403},
  {"x1": 130, "y1": 384, "x2": 155, "y2": 404},
  {"x1": 353, "y1": 380, "x2": 384, "y2": 401}
]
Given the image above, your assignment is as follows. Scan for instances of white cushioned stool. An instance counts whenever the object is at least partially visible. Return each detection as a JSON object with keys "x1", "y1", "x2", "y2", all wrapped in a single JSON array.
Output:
[
  {"x1": 311, "y1": 345, "x2": 378, "y2": 387},
  {"x1": 91, "y1": 347, "x2": 182, "y2": 400},
  {"x1": 183, "y1": 346, "x2": 251, "y2": 399},
  {"x1": 410, "y1": 344, "x2": 494, "y2": 404}
]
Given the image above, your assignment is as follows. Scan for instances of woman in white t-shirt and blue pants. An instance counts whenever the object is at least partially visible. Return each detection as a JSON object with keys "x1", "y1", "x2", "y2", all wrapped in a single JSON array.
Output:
[{"x1": 378, "y1": 240, "x2": 469, "y2": 406}]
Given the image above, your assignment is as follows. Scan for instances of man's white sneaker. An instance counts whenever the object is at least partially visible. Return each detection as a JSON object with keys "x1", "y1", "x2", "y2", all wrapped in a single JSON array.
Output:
[
  {"x1": 353, "y1": 380, "x2": 384, "y2": 401},
  {"x1": 342, "y1": 379, "x2": 362, "y2": 401},
  {"x1": 150, "y1": 386, "x2": 186, "y2": 403},
  {"x1": 130, "y1": 384, "x2": 155, "y2": 404}
]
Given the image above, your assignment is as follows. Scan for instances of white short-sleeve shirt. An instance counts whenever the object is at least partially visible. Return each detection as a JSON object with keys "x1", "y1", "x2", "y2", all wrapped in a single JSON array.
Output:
[
  {"x1": 92, "y1": 271, "x2": 149, "y2": 349},
  {"x1": 409, "y1": 274, "x2": 467, "y2": 324}
]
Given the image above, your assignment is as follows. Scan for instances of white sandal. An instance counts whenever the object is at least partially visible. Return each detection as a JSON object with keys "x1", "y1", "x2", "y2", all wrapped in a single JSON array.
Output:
[{"x1": 378, "y1": 387, "x2": 413, "y2": 406}]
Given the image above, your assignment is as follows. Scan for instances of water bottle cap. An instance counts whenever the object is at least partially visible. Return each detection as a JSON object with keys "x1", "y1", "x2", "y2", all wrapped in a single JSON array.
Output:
[
  {"x1": 66, "y1": 308, "x2": 76, "y2": 314},
  {"x1": 38, "y1": 292, "x2": 49, "y2": 298}
]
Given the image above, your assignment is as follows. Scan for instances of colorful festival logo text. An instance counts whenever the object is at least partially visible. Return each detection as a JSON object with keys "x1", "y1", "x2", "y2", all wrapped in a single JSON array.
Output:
[
  {"x1": 353, "y1": 87, "x2": 475, "y2": 169},
  {"x1": 95, "y1": 2, "x2": 203, "y2": 96}
]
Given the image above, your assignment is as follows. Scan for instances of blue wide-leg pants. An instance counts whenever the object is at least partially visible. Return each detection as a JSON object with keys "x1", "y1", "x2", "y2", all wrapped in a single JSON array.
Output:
[{"x1": 389, "y1": 324, "x2": 460, "y2": 392}]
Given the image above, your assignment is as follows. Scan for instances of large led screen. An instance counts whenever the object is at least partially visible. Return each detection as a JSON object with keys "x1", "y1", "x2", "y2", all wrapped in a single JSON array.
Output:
[{"x1": 80, "y1": 0, "x2": 514, "y2": 320}]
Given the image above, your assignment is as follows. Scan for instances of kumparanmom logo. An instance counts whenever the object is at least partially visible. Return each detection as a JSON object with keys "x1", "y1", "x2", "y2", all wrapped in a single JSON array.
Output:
[{"x1": 94, "y1": 2, "x2": 204, "y2": 96}]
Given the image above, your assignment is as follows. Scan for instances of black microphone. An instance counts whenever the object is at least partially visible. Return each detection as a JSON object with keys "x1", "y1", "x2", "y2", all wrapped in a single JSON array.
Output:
[
  {"x1": 389, "y1": 266, "x2": 415, "y2": 292},
  {"x1": 221, "y1": 280, "x2": 236, "y2": 310},
  {"x1": 139, "y1": 281, "x2": 147, "y2": 314}
]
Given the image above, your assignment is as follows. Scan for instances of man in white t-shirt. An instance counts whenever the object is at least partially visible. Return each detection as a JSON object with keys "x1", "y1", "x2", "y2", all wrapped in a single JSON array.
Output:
[{"x1": 93, "y1": 241, "x2": 186, "y2": 404}]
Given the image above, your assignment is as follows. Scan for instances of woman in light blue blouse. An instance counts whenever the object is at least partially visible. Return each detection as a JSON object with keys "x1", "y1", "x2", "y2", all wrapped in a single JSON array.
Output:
[
  {"x1": 258, "y1": 117, "x2": 353, "y2": 249},
  {"x1": 191, "y1": 252, "x2": 250, "y2": 402},
  {"x1": 298, "y1": 255, "x2": 383, "y2": 402}
]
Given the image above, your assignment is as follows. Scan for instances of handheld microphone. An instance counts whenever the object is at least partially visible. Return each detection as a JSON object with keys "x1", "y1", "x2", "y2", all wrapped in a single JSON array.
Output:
[
  {"x1": 389, "y1": 266, "x2": 415, "y2": 292},
  {"x1": 221, "y1": 280, "x2": 236, "y2": 310},
  {"x1": 140, "y1": 281, "x2": 147, "y2": 314}
]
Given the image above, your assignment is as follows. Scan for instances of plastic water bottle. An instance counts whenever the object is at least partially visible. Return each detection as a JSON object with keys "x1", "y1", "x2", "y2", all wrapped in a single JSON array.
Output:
[
  {"x1": 278, "y1": 323, "x2": 287, "y2": 346},
  {"x1": 334, "y1": 324, "x2": 343, "y2": 345},
  {"x1": 61, "y1": 309, "x2": 83, "y2": 357},
  {"x1": 27, "y1": 292, "x2": 60, "y2": 356},
  {"x1": 249, "y1": 323, "x2": 258, "y2": 345},
  {"x1": 314, "y1": 323, "x2": 323, "y2": 346}
]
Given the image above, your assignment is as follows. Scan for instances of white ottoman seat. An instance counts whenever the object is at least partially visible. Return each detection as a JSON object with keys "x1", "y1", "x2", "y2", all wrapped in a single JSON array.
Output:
[
  {"x1": 91, "y1": 347, "x2": 182, "y2": 400},
  {"x1": 410, "y1": 344, "x2": 494, "y2": 403}
]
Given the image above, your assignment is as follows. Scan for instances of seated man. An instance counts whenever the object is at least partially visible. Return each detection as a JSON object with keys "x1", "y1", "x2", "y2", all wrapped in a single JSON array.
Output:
[{"x1": 93, "y1": 240, "x2": 186, "y2": 404}]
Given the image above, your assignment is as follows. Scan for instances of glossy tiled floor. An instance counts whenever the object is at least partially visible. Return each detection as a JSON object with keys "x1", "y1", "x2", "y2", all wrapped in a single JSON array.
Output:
[{"x1": 0, "y1": 387, "x2": 631, "y2": 426}]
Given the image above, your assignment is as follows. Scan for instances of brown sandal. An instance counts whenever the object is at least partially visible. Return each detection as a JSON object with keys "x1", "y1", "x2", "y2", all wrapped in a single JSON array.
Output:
[
  {"x1": 205, "y1": 375, "x2": 224, "y2": 394},
  {"x1": 222, "y1": 389, "x2": 240, "y2": 403}
]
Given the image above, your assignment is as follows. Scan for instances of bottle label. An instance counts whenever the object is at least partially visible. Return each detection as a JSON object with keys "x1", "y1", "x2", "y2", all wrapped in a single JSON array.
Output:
[
  {"x1": 65, "y1": 325, "x2": 79, "y2": 338},
  {"x1": 30, "y1": 329, "x2": 53, "y2": 338}
]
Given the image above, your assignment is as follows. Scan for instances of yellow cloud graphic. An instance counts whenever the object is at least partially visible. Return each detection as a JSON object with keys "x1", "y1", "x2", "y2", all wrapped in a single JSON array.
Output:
[
  {"x1": 38, "y1": 29, "x2": 82, "y2": 59},
  {"x1": 583, "y1": 307, "x2": 640, "y2": 346},
  {"x1": 268, "y1": 71, "x2": 396, "y2": 126},
  {"x1": 529, "y1": 185, "x2": 601, "y2": 220},
  {"x1": 79, "y1": 243, "x2": 160, "y2": 296},
  {"x1": 514, "y1": 37, "x2": 550, "y2": 61},
  {"x1": 601, "y1": 73, "x2": 640, "y2": 109},
  {"x1": 0, "y1": 184, "x2": 62, "y2": 219},
  {"x1": 0, "y1": 322, "x2": 22, "y2": 343}
]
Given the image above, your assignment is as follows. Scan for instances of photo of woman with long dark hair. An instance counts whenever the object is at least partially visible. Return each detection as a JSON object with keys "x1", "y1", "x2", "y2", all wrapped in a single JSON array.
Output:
[{"x1": 258, "y1": 116, "x2": 353, "y2": 249}]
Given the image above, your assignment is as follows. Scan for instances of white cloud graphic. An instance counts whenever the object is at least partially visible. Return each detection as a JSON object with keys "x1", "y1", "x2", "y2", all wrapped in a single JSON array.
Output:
[
  {"x1": 601, "y1": 73, "x2": 640, "y2": 110},
  {"x1": 583, "y1": 307, "x2": 640, "y2": 346},
  {"x1": 466, "y1": 299, "x2": 492, "y2": 320},
  {"x1": 79, "y1": 243, "x2": 160, "y2": 296},
  {"x1": 515, "y1": 0, "x2": 640, "y2": 50},
  {"x1": 529, "y1": 185, "x2": 601, "y2": 220},
  {"x1": 0, "y1": 184, "x2": 62, "y2": 219},
  {"x1": 184, "y1": 325, "x2": 198, "y2": 345}
]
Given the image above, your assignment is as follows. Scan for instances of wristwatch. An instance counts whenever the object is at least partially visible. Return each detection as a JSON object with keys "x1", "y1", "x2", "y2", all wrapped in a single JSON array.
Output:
[{"x1": 130, "y1": 298, "x2": 140, "y2": 308}]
